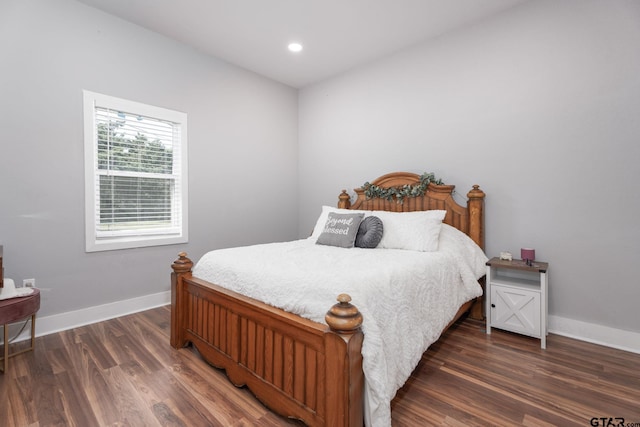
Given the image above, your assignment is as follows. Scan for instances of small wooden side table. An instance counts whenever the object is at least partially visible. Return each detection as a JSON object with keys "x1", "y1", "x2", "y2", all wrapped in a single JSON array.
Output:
[{"x1": 0, "y1": 289, "x2": 41, "y2": 373}]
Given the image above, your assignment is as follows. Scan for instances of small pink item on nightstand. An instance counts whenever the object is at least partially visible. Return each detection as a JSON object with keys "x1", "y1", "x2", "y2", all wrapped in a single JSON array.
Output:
[{"x1": 521, "y1": 248, "x2": 535, "y2": 265}]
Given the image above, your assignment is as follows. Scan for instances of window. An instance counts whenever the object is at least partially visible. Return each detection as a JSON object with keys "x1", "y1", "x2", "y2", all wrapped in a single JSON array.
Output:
[{"x1": 83, "y1": 91, "x2": 188, "y2": 252}]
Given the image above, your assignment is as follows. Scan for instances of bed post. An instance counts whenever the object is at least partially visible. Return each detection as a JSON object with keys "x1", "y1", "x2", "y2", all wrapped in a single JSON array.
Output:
[
  {"x1": 467, "y1": 185, "x2": 486, "y2": 250},
  {"x1": 467, "y1": 185, "x2": 486, "y2": 321},
  {"x1": 171, "y1": 252, "x2": 193, "y2": 349},
  {"x1": 338, "y1": 190, "x2": 351, "y2": 209},
  {"x1": 324, "y1": 294, "x2": 364, "y2": 427}
]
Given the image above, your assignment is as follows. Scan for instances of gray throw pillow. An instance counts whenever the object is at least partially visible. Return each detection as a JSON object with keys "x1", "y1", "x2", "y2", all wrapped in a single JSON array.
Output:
[
  {"x1": 316, "y1": 212, "x2": 365, "y2": 248},
  {"x1": 355, "y1": 216, "x2": 384, "y2": 248}
]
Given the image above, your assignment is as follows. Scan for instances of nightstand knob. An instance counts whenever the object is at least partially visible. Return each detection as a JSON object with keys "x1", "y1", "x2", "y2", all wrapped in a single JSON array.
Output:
[{"x1": 491, "y1": 304, "x2": 496, "y2": 308}]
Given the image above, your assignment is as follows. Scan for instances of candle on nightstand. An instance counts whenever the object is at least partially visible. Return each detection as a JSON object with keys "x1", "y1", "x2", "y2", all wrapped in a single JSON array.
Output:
[{"x1": 521, "y1": 248, "x2": 535, "y2": 264}]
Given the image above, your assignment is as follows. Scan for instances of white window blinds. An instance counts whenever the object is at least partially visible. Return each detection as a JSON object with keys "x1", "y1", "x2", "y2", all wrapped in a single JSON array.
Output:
[{"x1": 84, "y1": 91, "x2": 188, "y2": 252}]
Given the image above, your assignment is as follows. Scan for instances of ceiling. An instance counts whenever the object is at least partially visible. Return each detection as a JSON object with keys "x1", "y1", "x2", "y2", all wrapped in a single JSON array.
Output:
[{"x1": 76, "y1": 0, "x2": 527, "y2": 88}]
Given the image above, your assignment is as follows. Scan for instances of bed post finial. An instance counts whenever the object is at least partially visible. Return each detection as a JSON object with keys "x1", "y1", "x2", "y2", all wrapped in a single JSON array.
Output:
[
  {"x1": 468, "y1": 185, "x2": 484, "y2": 198},
  {"x1": 172, "y1": 252, "x2": 193, "y2": 273},
  {"x1": 325, "y1": 293, "x2": 363, "y2": 333},
  {"x1": 338, "y1": 190, "x2": 351, "y2": 209}
]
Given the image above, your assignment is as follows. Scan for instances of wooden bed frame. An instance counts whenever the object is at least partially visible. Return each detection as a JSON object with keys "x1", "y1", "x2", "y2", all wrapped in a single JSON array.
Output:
[{"x1": 170, "y1": 172, "x2": 485, "y2": 426}]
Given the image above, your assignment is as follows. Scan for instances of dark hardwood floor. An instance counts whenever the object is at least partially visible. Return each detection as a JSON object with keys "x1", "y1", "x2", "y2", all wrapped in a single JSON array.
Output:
[{"x1": 1, "y1": 306, "x2": 638, "y2": 426}]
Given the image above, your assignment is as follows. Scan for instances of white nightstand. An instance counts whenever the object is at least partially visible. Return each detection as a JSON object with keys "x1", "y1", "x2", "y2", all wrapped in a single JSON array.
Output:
[{"x1": 485, "y1": 257, "x2": 549, "y2": 349}]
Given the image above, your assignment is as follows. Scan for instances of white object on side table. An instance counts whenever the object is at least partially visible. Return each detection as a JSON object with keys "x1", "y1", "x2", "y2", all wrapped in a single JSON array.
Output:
[{"x1": 0, "y1": 278, "x2": 35, "y2": 300}]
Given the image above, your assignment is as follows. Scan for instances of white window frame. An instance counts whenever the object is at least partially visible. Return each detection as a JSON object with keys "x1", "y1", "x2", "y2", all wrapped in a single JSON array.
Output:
[{"x1": 83, "y1": 90, "x2": 188, "y2": 252}]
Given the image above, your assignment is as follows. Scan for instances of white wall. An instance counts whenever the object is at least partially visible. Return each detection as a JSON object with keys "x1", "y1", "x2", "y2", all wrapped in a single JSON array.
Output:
[
  {"x1": 2, "y1": 0, "x2": 638, "y2": 351},
  {"x1": 0, "y1": 0, "x2": 299, "y2": 318},
  {"x1": 298, "y1": 0, "x2": 640, "y2": 336}
]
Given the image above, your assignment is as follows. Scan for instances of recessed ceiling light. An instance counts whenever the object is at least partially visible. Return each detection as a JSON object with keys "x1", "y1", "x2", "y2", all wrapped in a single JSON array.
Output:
[{"x1": 288, "y1": 42, "x2": 303, "y2": 53}]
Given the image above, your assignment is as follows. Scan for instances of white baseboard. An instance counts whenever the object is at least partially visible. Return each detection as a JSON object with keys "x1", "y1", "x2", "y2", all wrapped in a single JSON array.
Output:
[
  {"x1": 4, "y1": 293, "x2": 639, "y2": 356},
  {"x1": 549, "y1": 315, "x2": 640, "y2": 355},
  {"x1": 4, "y1": 290, "x2": 170, "y2": 344}
]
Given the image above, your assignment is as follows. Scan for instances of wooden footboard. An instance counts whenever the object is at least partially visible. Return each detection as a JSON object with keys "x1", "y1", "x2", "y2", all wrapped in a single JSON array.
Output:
[{"x1": 171, "y1": 253, "x2": 364, "y2": 427}]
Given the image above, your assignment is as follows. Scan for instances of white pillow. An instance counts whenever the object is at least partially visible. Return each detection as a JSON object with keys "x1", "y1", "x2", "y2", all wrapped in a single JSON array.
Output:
[
  {"x1": 311, "y1": 206, "x2": 447, "y2": 251},
  {"x1": 371, "y1": 210, "x2": 447, "y2": 252}
]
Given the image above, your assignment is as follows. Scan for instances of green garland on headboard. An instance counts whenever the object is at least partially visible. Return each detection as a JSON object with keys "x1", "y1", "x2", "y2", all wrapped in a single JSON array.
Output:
[{"x1": 362, "y1": 172, "x2": 444, "y2": 204}]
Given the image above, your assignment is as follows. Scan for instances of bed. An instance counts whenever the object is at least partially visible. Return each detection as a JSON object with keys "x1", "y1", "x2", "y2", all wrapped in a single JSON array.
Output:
[{"x1": 170, "y1": 171, "x2": 486, "y2": 427}]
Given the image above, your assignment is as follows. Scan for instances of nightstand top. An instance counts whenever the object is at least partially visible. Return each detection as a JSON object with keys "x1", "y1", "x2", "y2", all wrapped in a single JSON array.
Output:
[{"x1": 486, "y1": 257, "x2": 548, "y2": 273}]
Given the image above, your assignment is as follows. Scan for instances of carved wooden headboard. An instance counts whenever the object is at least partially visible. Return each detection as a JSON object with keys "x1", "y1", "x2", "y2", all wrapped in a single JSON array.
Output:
[{"x1": 336, "y1": 172, "x2": 486, "y2": 249}]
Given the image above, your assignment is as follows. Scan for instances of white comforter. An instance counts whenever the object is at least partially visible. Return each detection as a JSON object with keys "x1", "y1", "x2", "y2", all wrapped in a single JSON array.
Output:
[{"x1": 193, "y1": 224, "x2": 487, "y2": 427}]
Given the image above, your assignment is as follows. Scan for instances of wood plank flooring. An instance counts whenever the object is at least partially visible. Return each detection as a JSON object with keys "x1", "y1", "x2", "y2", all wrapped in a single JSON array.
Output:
[{"x1": 1, "y1": 306, "x2": 638, "y2": 426}]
